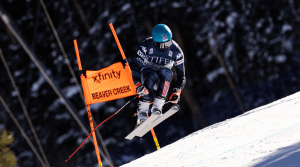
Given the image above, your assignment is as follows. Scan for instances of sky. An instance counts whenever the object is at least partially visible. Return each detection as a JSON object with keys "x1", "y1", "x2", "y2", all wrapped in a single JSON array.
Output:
[{"x1": 121, "y1": 91, "x2": 300, "y2": 167}]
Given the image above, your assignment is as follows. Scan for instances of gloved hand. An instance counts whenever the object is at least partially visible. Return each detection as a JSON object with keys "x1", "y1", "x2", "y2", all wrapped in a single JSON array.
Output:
[
  {"x1": 169, "y1": 88, "x2": 181, "y2": 103},
  {"x1": 135, "y1": 82, "x2": 149, "y2": 96}
]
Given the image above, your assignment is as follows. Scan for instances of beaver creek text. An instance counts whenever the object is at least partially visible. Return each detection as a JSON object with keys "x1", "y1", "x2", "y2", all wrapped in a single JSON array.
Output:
[{"x1": 91, "y1": 85, "x2": 131, "y2": 100}]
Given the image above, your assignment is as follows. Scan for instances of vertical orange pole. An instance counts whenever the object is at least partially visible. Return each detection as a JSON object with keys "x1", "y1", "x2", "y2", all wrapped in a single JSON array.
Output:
[
  {"x1": 86, "y1": 105, "x2": 102, "y2": 167},
  {"x1": 151, "y1": 129, "x2": 160, "y2": 150},
  {"x1": 109, "y1": 23, "x2": 127, "y2": 60},
  {"x1": 147, "y1": 115, "x2": 160, "y2": 150},
  {"x1": 73, "y1": 40, "x2": 103, "y2": 167}
]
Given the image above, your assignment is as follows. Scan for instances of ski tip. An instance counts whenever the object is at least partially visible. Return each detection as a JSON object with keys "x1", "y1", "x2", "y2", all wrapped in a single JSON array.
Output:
[{"x1": 125, "y1": 135, "x2": 134, "y2": 140}]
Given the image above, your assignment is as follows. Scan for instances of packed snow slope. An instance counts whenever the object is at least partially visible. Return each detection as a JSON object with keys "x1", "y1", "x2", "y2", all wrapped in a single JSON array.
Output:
[{"x1": 122, "y1": 91, "x2": 300, "y2": 167}]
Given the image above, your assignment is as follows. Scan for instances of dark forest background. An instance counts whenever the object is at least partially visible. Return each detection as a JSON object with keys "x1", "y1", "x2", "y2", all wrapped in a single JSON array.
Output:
[{"x1": 1, "y1": 0, "x2": 300, "y2": 166}]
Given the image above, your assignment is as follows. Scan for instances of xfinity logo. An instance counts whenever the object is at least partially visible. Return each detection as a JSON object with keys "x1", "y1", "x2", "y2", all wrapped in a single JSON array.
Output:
[{"x1": 92, "y1": 70, "x2": 121, "y2": 83}]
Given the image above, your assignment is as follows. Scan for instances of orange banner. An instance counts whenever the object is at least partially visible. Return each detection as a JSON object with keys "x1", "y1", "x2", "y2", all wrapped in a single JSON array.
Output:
[{"x1": 81, "y1": 62, "x2": 137, "y2": 104}]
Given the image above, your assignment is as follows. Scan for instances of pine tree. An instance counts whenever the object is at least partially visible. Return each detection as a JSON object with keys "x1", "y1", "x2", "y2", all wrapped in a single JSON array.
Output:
[{"x1": 0, "y1": 129, "x2": 17, "y2": 167}]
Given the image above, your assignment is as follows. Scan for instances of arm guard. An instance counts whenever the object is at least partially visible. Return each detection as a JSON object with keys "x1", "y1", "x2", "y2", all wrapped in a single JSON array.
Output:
[
  {"x1": 174, "y1": 48, "x2": 186, "y2": 90},
  {"x1": 132, "y1": 40, "x2": 148, "y2": 85}
]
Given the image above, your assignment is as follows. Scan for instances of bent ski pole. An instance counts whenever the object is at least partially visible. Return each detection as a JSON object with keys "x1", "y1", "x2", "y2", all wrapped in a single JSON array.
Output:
[{"x1": 66, "y1": 96, "x2": 138, "y2": 162}]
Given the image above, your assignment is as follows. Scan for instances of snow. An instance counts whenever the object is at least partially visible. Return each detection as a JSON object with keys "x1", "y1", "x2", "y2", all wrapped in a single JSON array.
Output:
[
  {"x1": 265, "y1": 26, "x2": 273, "y2": 34},
  {"x1": 122, "y1": 91, "x2": 300, "y2": 167},
  {"x1": 19, "y1": 151, "x2": 33, "y2": 158},
  {"x1": 212, "y1": 0, "x2": 220, "y2": 8},
  {"x1": 57, "y1": 129, "x2": 75, "y2": 144},
  {"x1": 206, "y1": 67, "x2": 224, "y2": 82},
  {"x1": 205, "y1": 0, "x2": 213, "y2": 9},
  {"x1": 81, "y1": 40, "x2": 89, "y2": 49},
  {"x1": 282, "y1": 39, "x2": 293, "y2": 52},
  {"x1": 108, "y1": 16, "x2": 117, "y2": 25},
  {"x1": 53, "y1": 55, "x2": 63, "y2": 65},
  {"x1": 224, "y1": 43, "x2": 233, "y2": 58},
  {"x1": 14, "y1": 70, "x2": 24, "y2": 77},
  {"x1": 55, "y1": 112, "x2": 71, "y2": 120},
  {"x1": 104, "y1": 137, "x2": 118, "y2": 145},
  {"x1": 256, "y1": 18, "x2": 265, "y2": 29},
  {"x1": 30, "y1": 74, "x2": 46, "y2": 92},
  {"x1": 47, "y1": 98, "x2": 63, "y2": 112},
  {"x1": 77, "y1": 137, "x2": 85, "y2": 145},
  {"x1": 121, "y1": 3, "x2": 131, "y2": 12},
  {"x1": 107, "y1": 106, "x2": 118, "y2": 113},
  {"x1": 51, "y1": 50, "x2": 57, "y2": 58},
  {"x1": 8, "y1": 44, "x2": 19, "y2": 51},
  {"x1": 10, "y1": 90, "x2": 18, "y2": 97},
  {"x1": 79, "y1": 108, "x2": 87, "y2": 116},
  {"x1": 150, "y1": 2, "x2": 156, "y2": 8},
  {"x1": 89, "y1": 102, "x2": 105, "y2": 111},
  {"x1": 172, "y1": 2, "x2": 183, "y2": 8},
  {"x1": 226, "y1": 12, "x2": 239, "y2": 29},
  {"x1": 281, "y1": 23, "x2": 292, "y2": 34},
  {"x1": 63, "y1": 85, "x2": 79, "y2": 98},
  {"x1": 274, "y1": 55, "x2": 286, "y2": 63},
  {"x1": 104, "y1": 32, "x2": 111, "y2": 39},
  {"x1": 196, "y1": 50, "x2": 203, "y2": 57}
]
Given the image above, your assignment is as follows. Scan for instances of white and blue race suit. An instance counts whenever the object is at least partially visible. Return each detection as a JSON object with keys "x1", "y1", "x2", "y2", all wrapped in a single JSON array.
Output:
[{"x1": 132, "y1": 37, "x2": 186, "y2": 101}]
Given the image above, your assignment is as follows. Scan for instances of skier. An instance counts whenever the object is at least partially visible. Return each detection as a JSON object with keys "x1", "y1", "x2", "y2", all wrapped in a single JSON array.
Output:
[{"x1": 132, "y1": 24, "x2": 186, "y2": 126}]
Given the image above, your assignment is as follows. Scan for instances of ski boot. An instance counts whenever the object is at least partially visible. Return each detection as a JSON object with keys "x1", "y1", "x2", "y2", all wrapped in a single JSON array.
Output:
[
  {"x1": 136, "y1": 100, "x2": 150, "y2": 126},
  {"x1": 151, "y1": 97, "x2": 165, "y2": 116}
]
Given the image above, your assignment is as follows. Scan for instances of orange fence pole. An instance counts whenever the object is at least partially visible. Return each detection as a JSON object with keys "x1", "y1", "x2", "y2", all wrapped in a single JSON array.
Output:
[
  {"x1": 73, "y1": 39, "x2": 103, "y2": 167},
  {"x1": 147, "y1": 115, "x2": 161, "y2": 150},
  {"x1": 86, "y1": 105, "x2": 102, "y2": 167},
  {"x1": 109, "y1": 23, "x2": 127, "y2": 60},
  {"x1": 73, "y1": 39, "x2": 82, "y2": 70}
]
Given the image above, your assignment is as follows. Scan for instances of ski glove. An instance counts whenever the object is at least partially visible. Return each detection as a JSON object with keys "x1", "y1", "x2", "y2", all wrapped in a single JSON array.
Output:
[
  {"x1": 169, "y1": 88, "x2": 181, "y2": 103},
  {"x1": 135, "y1": 82, "x2": 149, "y2": 96}
]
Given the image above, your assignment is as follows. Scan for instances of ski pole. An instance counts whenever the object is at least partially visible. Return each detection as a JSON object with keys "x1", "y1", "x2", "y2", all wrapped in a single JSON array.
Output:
[{"x1": 65, "y1": 96, "x2": 138, "y2": 163}]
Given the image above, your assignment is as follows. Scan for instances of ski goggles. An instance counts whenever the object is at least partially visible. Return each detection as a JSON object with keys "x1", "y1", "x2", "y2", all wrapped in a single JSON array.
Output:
[{"x1": 154, "y1": 39, "x2": 172, "y2": 50}]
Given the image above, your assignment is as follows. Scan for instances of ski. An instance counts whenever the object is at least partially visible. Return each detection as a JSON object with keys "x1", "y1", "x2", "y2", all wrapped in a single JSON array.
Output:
[
  {"x1": 136, "y1": 104, "x2": 180, "y2": 137},
  {"x1": 125, "y1": 113, "x2": 160, "y2": 140}
]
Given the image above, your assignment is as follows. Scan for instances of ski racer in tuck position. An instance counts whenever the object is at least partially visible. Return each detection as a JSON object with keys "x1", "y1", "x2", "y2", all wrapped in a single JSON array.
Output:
[{"x1": 132, "y1": 24, "x2": 186, "y2": 126}]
